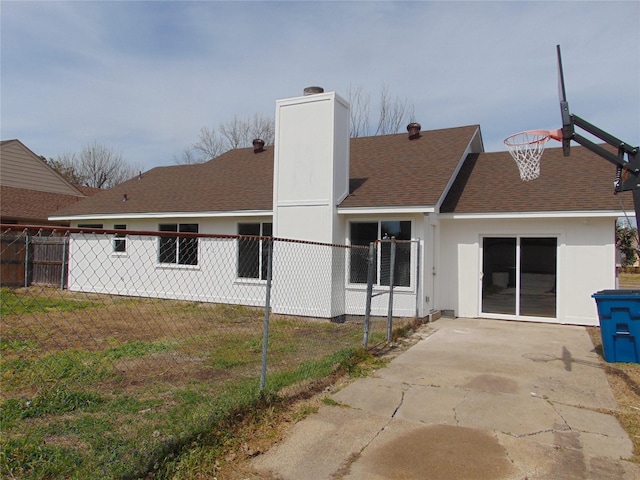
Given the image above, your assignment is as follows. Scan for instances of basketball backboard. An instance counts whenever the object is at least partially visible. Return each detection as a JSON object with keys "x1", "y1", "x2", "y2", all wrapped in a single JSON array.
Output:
[
  {"x1": 557, "y1": 45, "x2": 573, "y2": 156},
  {"x1": 506, "y1": 45, "x2": 640, "y2": 225}
]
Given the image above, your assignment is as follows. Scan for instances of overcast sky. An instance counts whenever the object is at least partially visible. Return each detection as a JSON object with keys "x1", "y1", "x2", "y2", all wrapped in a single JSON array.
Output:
[{"x1": 2, "y1": 1, "x2": 639, "y2": 172}]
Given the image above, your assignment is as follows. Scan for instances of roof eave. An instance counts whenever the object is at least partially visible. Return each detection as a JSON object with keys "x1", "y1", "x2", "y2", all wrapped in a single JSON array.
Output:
[
  {"x1": 337, "y1": 205, "x2": 436, "y2": 215},
  {"x1": 435, "y1": 126, "x2": 484, "y2": 211},
  {"x1": 438, "y1": 210, "x2": 624, "y2": 220},
  {"x1": 49, "y1": 210, "x2": 274, "y2": 222}
]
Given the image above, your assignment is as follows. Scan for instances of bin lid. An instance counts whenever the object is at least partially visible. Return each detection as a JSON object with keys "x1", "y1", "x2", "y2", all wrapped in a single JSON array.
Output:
[{"x1": 592, "y1": 289, "x2": 640, "y2": 298}]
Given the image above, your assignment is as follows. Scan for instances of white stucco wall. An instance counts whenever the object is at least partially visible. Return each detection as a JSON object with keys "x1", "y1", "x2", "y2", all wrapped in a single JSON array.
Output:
[
  {"x1": 438, "y1": 216, "x2": 617, "y2": 325},
  {"x1": 83, "y1": 217, "x2": 252, "y2": 236},
  {"x1": 68, "y1": 216, "x2": 273, "y2": 306},
  {"x1": 67, "y1": 213, "x2": 617, "y2": 325},
  {"x1": 67, "y1": 216, "x2": 369, "y2": 319},
  {"x1": 68, "y1": 233, "x2": 270, "y2": 306}
]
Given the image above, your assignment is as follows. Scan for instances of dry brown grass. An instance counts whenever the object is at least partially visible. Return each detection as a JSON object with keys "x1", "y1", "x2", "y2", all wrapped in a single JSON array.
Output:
[
  {"x1": 586, "y1": 327, "x2": 640, "y2": 463},
  {"x1": 2, "y1": 286, "x2": 371, "y2": 396},
  {"x1": 1, "y1": 286, "x2": 386, "y2": 479},
  {"x1": 2, "y1": 286, "x2": 264, "y2": 352},
  {"x1": 619, "y1": 272, "x2": 640, "y2": 289},
  {"x1": 587, "y1": 272, "x2": 640, "y2": 463},
  {"x1": 1, "y1": 288, "x2": 268, "y2": 401}
]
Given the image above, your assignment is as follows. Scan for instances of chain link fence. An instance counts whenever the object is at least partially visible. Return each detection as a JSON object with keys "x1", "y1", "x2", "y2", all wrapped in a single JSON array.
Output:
[{"x1": 1, "y1": 225, "x2": 421, "y2": 479}]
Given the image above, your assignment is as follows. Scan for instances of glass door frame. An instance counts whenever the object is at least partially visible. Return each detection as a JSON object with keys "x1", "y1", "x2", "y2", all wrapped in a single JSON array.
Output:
[{"x1": 479, "y1": 234, "x2": 559, "y2": 322}]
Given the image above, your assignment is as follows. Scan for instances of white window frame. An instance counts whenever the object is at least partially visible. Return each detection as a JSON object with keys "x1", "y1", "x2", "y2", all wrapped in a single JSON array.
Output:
[
  {"x1": 348, "y1": 220, "x2": 414, "y2": 289},
  {"x1": 237, "y1": 222, "x2": 272, "y2": 281},
  {"x1": 157, "y1": 223, "x2": 199, "y2": 266},
  {"x1": 112, "y1": 224, "x2": 127, "y2": 255}
]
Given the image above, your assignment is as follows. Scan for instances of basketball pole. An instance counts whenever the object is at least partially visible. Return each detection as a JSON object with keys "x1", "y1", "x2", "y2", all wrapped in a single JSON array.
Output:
[
  {"x1": 560, "y1": 113, "x2": 640, "y2": 226},
  {"x1": 555, "y1": 45, "x2": 640, "y2": 226}
]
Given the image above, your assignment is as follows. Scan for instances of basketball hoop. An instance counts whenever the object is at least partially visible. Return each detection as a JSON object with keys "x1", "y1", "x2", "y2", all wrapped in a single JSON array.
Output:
[{"x1": 504, "y1": 129, "x2": 562, "y2": 181}]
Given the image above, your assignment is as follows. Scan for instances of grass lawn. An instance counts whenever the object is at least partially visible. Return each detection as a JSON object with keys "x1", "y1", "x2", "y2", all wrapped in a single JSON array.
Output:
[{"x1": 1, "y1": 287, "x2": 396, "y2": 479}]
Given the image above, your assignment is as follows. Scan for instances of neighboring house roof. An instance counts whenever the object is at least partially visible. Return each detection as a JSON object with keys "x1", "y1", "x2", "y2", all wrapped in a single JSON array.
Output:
[
  {"x1": 0, "y1": 139, "x2": 84, "y2": 196},
  {"x1": 51, "y1": 125, "x2": 481, "y2": 218},
  {"x1": 1, "y1": 185, "x2": 89, "y2": 224},
  {"x1": 75, "y1": 185, "x2": 101, "y2": 197},
  {"x1": 441, "y1": 146, "x2": 635, "y2": 214},
  {"x1": 0, "y1": 139, "x2": 95, "y2": 225}
]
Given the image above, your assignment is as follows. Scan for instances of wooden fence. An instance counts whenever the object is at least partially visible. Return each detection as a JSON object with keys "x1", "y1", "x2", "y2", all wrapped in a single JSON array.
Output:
[
  {"x1": 0, "y1": 234, "x2": 26, "y2": 287},
  {"x1": 0, "y1": 232, "x2": 68, "y2": 288}
]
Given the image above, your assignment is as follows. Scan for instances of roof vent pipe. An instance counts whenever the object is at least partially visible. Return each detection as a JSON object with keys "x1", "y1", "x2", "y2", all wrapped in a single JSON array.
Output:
[
  {"x1": 407, "y1": 122, "x2": 421, "y2": 140},
  {"x1": 122, "y1": 194, "x2": 128, "y2": 202},
  {"x1": 303, "y1": 86, "x2": 324, "y2": 96},
  {"x1": 252, "y1": 139, "x2": 265, "y2": 153}
]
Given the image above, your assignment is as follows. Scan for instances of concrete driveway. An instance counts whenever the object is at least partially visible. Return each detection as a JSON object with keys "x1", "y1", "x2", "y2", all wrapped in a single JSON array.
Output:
[{"x1": 251, "y1": 317, "x2": 639, "y2": 479}]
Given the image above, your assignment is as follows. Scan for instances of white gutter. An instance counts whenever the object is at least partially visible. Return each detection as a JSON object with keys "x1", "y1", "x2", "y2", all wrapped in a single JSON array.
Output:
[
  {"x1": 49, "y1": 210, "x2": 273, "y2": 222},
  {"x1": 336, "y1": 206, "x2": 435, "y2": 215},
  {"x1": 438, "y1": 210, "x2": 625, "y2": 220}
]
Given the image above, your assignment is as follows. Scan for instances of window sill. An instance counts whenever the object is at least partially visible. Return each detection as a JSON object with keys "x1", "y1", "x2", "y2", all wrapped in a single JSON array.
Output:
[
  {"x1": 347, "y1": 284, "x2": 414, "y2": 293},
  {"x1": 156, "y1": 263, "x2": 200, "y2": 271},
  {"x1": 234, "y1": 278, "x2": 267, "y2": 286}
]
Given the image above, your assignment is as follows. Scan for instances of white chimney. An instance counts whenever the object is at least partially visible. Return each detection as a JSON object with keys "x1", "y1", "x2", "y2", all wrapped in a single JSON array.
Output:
[
  {"x1": 271, "y1": 88, "x2": 350, "y2": 320},
  {"x1": 272, "y1": 88, "x2": 350, "y2": 244}
]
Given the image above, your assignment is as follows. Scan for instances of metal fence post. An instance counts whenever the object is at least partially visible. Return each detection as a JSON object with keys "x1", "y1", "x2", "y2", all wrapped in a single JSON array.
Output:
[
  {"x1": 24, "y1": 230, "x2": 30, "y2": 288},
  {"x1": 61, "y1": 236, "x2": 68, "y2": 290},
  {"x1": 386, "y1": 238, "x2": 396, "y2": 342},
  {"x1": 415, "y1": 239, "x2": 421, "y2": 318},
  {"x1": 259, "y1": 238, "x2": 274, "y2": 392},
  {"x1": 363, "y1": 242, "x2": 376, "y2": 348}
]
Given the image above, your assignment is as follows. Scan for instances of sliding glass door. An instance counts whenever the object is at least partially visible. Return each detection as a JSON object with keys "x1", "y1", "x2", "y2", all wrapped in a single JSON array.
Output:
[
  {"x1": 482, "y1": 237, "x2": 557, "y2": 318},
  {"x1": 482, "y1": 237, "x2": 516, "y2": 315}
]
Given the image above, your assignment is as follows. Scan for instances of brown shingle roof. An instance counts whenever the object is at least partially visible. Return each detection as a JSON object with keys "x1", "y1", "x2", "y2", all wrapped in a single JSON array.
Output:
[
  {"x1": 75, "y1": 185, "x2": 101, "y2": 196},
  {"x1": 441, "y1": 146, "x2": 635, "y2": 214},
  {"x1": 51, "y1": 126, "x2": 631, "y2": 219},
  {"x1": 1, "y1": 186, "x2": 89, "y2": 224},
  {"x1": 342, "y1": 125, "x2": 479, "y2": 208},
  {"x1": 52, "y1": 125, "x2": 480, "y2": 218},
  {"x1": 52, "y1": 147, "x2": 275, "y2": 216}
]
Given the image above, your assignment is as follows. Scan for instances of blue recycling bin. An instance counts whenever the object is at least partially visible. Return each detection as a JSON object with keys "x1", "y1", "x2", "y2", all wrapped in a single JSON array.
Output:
[{"x1": 592, "y1": 290, "x2": 640, "y2": 364}]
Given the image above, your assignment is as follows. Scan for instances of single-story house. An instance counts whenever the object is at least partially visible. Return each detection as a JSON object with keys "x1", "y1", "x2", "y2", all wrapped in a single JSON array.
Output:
[
  {"x1": 0, "y1": 139, "x2": 96, "y2": 226},
  {"x1": 50, "y1": 89, "x2": 633, "y2": 325}
]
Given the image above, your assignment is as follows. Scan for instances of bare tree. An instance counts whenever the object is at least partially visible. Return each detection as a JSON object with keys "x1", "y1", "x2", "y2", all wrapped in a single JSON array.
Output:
[
  {"x1": 193, "y1": 126, "x2": 225, "y2": 160},
  {"x1": 374, "y1": 84, "x2": 414, "y2": 136},
  {"x1": 180, "y1": 126, "x2": 229, "y2": 164},
  {"x1": 347, "y1": 85, "x2": 371, "y2": 138},
  {"x1": 174, "y1": 148, "x2": 202, "y2": 166},
  {"x1": 50, "y1": 141, "x2": 140, "y2": 188},
  {"x1": 177, "y1": 86, "x2": 415, "y2": 164},
  {"x1": 176, "y1": 113, "x2": 275, "y2": 164},
  {"x1": 248, "y1": 112, "x2": 275, "y2": 146},
  {"x1": 47, "y1": 152, "x2": 84, "y2": 185},
  {"x1": 220, "y1": 115, "x2": 252, "y2": 150},
  {"x1": 348, "y1": 83, "x2": 415, "y2": 137}
]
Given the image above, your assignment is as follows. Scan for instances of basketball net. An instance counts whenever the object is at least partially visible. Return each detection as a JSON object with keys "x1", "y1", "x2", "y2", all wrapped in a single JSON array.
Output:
[{"x1": 504, "y1": 129, "x2": 562, "y2": 181}]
